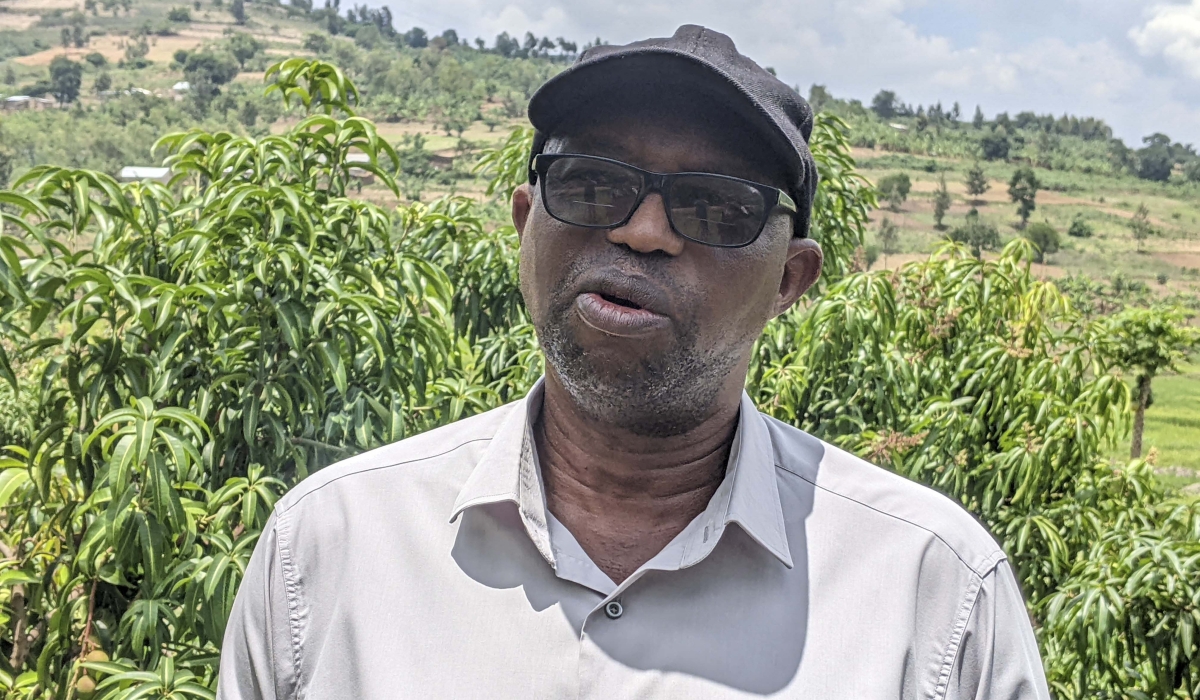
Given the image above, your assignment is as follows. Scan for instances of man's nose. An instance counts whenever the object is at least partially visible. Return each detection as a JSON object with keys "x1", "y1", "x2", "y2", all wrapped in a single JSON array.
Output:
[{"x1": 606, "y1": 193, "x2": 686, "y2": 256}]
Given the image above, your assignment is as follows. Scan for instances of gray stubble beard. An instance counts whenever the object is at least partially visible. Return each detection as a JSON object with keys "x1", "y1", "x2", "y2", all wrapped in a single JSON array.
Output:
[{"x1": 536, "y1": 302, "x2": 742, "y2": 438}]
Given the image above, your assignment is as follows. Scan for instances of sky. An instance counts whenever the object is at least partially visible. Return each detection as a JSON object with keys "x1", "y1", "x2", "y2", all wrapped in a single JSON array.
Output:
[{"x1": 371, "y1": 0, "x2": 1200, "y2": 146}]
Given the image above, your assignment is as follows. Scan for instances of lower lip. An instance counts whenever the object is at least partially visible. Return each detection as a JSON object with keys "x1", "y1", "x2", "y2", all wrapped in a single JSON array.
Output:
[{"x1": 575, "y1": 292, "x2": 670, "y2": 337}]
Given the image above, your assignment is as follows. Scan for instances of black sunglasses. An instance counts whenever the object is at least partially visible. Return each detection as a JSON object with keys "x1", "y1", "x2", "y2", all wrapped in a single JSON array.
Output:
[{"x1": 531, "y1": 153, "x2": 796, "y2": 248}]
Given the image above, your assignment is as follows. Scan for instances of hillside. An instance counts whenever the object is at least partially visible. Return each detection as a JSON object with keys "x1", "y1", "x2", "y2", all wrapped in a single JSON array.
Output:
[{"x1": 1, "y1": 0, "x2": 1198, "y2": 478}]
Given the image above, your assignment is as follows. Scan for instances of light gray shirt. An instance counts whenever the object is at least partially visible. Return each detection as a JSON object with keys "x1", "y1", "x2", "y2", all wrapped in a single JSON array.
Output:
[{"x1": 218, "y1": 380, "x2": 1050, "y2": 699}]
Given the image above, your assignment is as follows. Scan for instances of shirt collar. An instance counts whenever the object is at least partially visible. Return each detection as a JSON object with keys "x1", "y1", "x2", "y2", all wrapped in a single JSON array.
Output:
[{"x1": 449, "y1": 379, "x2": 792, "y2": 571}]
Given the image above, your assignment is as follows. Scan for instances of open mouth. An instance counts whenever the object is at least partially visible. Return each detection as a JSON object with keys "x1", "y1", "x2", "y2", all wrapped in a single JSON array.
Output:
[{"x1": 598, "y1": 292, "x2": 643, "y2": 310}]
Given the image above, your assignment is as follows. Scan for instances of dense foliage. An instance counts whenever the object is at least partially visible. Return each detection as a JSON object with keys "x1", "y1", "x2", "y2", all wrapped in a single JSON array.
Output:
[{"x1": 0, "y1": 61, "x2": 1195, "y2": 700}]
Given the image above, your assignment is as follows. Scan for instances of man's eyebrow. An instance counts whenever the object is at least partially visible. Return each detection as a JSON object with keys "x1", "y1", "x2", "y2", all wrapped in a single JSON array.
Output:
[{"x1": 556, "y1": 132, "x2": 633, "y2": 159}]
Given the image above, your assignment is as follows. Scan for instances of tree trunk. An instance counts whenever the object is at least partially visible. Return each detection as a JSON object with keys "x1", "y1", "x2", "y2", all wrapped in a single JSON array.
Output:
[
  {"x1": 8, "y1": 585, "x2": 28, "y2": 670},
  {"x1": 1131, "y1": 373, "x2": 1152, "y2": 459}
]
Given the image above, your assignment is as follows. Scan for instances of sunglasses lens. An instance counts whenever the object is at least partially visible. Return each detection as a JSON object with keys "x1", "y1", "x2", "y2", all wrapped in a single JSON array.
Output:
[
  {"x1": 543, "y1": 157, "x2": 642, "y2": 227},
  {"x1": 668, "y1": 175, "x2": 767, "y2": 247}
]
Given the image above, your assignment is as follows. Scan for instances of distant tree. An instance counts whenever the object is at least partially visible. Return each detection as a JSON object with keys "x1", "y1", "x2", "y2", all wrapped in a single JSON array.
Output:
[
  {"x1": 48, "y1": 55, "x2": 83, "y2": 104},
  {"x1": 1067, "y1": 216, "x2": 1093, "y2": 238},
  {"x1": 878, "y1": 217, "x2": 900, "y2": 265},
  {"x1": 877, "y1": 172, "x2": 911, "y2": 212},
  {"x1": 1185, "y1": 158, "x2": 1200, "y2": 183},
  {"x1": 1135, "y1": 133, "x2": 1175, "y2": 182},
  {"x1": 933, "y1": 174, "x2": 951, "y2": 229},
  {"x1": 230, "y1": 0, "x2": 246, "y2": 24},
  {"x1": 183, "y1": 49, "x2": 239, "y2": 110},
  {"x1": 1129, "y1": 203, "x2": 1155, "y2": 253},
  {"x1": 950, "y1": 102, "x2": 961, "y2": 121},
  {"x1": 441, "y1": 29, "x2": 460, "y2": 46},
  {"x1": 808, "y1": 84, "x2": 832, "y2": 112},
  {"x1": 238, "y1": 99, "x2": 258, "y2": 127},
  {"x1": 173, "y1": 48, "x2": 191, "y2": 67},
  {"x1": 0, "y1": 147, "x2": 12, "y2": 189},
  {"x1": 474, "y1": 37, "x2": 485, "y2": 51},
  {"x1": 863, "y1": 244, "x2": 880, "y2": 270},
  {"x1": 871, "y1": 89, "x2": 898, "y2": 119},
  {"x1": 71, "y1": 13, "x2": 87, "y2": 47},
  {"x1": 124, "y1": 34, "x2": 149, "y2": 64},
  {"x1": 965, "y1": 162, "x2": 989, "y2": 203},
  {"x1": 94, "y1": 71, "x2": 111, "y2": 92},
  {"x1": 1102, "y1": 306, "x2": 1200, "y2": 458},
  {"x1": 303, "y1": 32, "x2": 330, "y2": 53},
  {"x1": 404, "y1": 27, "x2": 428, "y2": 48},
  {"x1": 1007, "y1": 167, "x2": 1039, "y2": 228},
  {"x1": 227, "y1": 33, "x2": 263, "y2": 67},
  {"x1": 167, "y1": 6, "x2": 191, "y2": 21},
  {"x1": 84, "y1": 51, "x2": 106, "y2": 68},
  {"x1": 61, "y1": 27, "x2": 72, "y2": 49},
  {"x1": 3, "y1": 64, "x2": 15, "y2": 86},
  {"x1": 980, "y1": 129, "x2": 1010, "y2": 161},
  {"x1": 1022, "y1": 222, "x2": 1060, "y2": 263},
  {"x1": 494, "y1": 32, "x2": 518, "y2": 57},
  {"x1": 948, "y1": 208, "x2": 1001, "y2": 259},
  {"x1": 972, "y1": 105, "x2": 984, "y2": 129}
]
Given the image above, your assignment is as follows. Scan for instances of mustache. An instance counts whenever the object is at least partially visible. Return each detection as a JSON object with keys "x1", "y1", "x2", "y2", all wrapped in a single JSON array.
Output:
[{"x1": 552, "y1": 249, "x2": 686, "y2": 309}]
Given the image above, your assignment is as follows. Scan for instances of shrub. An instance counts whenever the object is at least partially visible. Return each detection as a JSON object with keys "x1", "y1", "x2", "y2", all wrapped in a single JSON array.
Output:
[
  {"x1": 980, "y1": 129, "x2": 1010, "y2": 160},
  {"x1": 876, "y1": 172, "x2": 911, "y2": 212},
  {"x1": 303, "y1": 32, "x2": 330, "y2": 54},
  {"x1": 1022, "y1": 221, "x2": 1060, "y2": 263},
  {"x1": 1067, "y1": 217, "x2": 1093, "y2": 238},
  {"x1": 948, "y1": 208, "x2": 1000, "y2": 259}
]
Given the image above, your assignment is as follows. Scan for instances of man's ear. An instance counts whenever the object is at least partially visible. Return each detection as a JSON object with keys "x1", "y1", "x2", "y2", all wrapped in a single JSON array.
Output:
[
  {"x1": 512, "y1": 183, "x2": 534, "y2": 242},
  {"x1": 772, "y1": 237, "x2": 823, "y2": 318}
]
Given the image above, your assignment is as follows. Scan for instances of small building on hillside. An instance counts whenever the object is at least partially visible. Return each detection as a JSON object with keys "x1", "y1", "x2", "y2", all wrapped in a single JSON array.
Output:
[
  {"x1": 3, "y1": 96, "x2": 53, "y2": 111},
  {"x1": 345, "y1": 153, "x2": 376, "y2": 185},
  {"x1": 117, "y1": 166, "x2": 172, "y2": 184}
]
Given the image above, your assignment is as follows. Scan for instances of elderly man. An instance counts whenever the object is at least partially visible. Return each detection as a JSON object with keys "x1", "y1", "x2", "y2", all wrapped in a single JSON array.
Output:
[{"x1": 219, "y1": 26, "x2": 1050, "y2": 699}]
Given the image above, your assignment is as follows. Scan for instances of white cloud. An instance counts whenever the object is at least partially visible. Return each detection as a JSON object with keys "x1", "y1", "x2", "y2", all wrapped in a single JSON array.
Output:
[
  {"x1": 1130, "y1": 1, "x2": 1200, "y2": 79},
  {"x1": 378, "y1": 0, "x2": 1200, "y2": 143}
]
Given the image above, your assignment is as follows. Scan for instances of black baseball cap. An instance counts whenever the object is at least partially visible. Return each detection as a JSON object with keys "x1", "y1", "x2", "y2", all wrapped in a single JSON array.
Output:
[{"x1": 527, "y1": 24, "x2": 819, "y2": 239}]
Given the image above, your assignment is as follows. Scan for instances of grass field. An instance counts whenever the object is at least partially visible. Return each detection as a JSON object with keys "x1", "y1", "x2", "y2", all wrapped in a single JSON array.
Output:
[{"x1": 856, "y1": 149, "x2": 1200, "y2": 300}]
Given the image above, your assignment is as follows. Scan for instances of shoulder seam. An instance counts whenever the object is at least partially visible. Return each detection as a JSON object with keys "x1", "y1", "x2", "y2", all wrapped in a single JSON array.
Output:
[
  {"x1": 933, "y1": 568, "x2": 986, "y2": 700},
  {"x1": 773, "y1": 461, "x2": 1004, "y2": 577},
  {"x1": 279, "y1": 437, "x2": 494, "y2": 513},
  {"x1": 274, "y1": 509, "x2": 305, "y2": 700}
]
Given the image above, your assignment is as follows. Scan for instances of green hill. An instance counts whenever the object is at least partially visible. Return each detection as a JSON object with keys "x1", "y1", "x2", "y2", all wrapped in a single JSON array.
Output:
[{"x1": 1, "y1": 0, "x2": 1198, "y2": 476}]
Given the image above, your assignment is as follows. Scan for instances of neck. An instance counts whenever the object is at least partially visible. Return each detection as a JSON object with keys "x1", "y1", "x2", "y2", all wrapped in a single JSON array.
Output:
[{"x1": 534, "y1": 371, "x2": 742, "y2": 583}]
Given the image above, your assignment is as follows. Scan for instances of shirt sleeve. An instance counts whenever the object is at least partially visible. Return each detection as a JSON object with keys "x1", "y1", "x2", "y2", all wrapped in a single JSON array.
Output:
[
  {"x1": 944, "y1": 559, "x2": 1051, "y2": 700},
  {"x1": 217, "y1": 510, "x2": 296, "y2": 700}
]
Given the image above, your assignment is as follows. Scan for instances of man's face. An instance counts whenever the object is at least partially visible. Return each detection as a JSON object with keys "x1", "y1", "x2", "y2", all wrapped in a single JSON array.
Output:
[{"x1": 513, "y1": 97, "x2": 822, "y2": 437}]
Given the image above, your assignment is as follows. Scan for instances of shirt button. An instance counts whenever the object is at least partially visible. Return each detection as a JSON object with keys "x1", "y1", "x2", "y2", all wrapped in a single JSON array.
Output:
[{"x1": 604, "y1": 600, "x2": 624, "y2": 620}]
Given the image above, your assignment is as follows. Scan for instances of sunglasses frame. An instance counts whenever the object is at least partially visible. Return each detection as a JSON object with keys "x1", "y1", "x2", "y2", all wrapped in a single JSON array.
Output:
[{"x1": 531, "y1": 153, "x2": 797, "y2": 249}]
